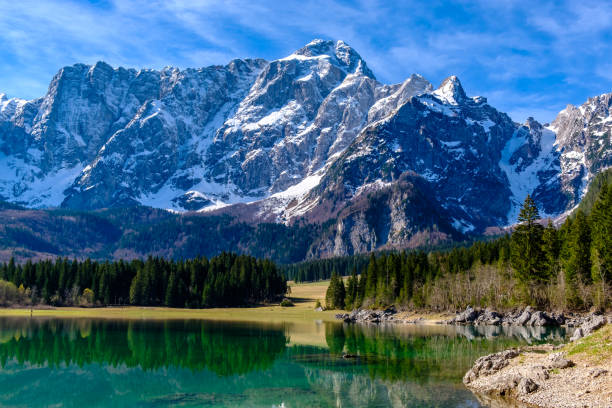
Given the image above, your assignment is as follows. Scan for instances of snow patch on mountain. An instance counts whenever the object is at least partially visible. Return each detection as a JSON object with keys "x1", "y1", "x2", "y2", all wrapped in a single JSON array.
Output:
[
  {"x1": 500, "y1": 125, "x2": 558, "y2": 223},
  {"x1": 0, "y1": 39, "x2": 610, "y2": 241},
  {"x1": 0, "y1": 153, "x2": 83, "y2": 207},
  {"x1": 271, "y1": 174, "x2": 322, "y2": 199}
]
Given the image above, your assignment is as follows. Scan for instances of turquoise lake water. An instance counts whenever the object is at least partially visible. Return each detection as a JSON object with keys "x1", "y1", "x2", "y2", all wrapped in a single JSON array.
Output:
[{"x1": 0, "y1": 317, "x2": 567, "y2": 407}]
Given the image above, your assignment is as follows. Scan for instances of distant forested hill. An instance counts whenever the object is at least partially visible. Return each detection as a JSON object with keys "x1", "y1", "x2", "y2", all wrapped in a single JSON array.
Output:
[{"x1": 0, "y1": 205, "x2": 325, "y2": 264}]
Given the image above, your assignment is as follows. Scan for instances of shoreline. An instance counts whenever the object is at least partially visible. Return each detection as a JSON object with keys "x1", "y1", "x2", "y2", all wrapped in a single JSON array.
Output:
[
  {"x1": 463, "y1": 316, "x2": 612, "y2": 408},
  {"x1": 0, "y1": 280, "x2": 340, "y2": 324},
  {"x1": 2, "y1": 303, "x2": 602, "y2": 330},
  {"x1": 0, "y1": 304, "x2": 341, "y2": 323},
  {"x1": 335, "y1": 305, "x2": 603, "y2": 329}
]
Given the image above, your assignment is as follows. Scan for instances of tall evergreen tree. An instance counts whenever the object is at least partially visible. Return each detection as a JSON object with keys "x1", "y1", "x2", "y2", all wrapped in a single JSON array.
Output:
[
  {"x1": 542, "y1": 220, "x2": 560, "y2": 280},
  {"x1": 165, "y1": 270, "x2": 179, "y2": 307},
  {"x1": 345, "y1": 268, "x2": 358, "y2": 310},
  {"x1": 510, "y1": 195, "x2": 546, "y2": 285},
  {"x1": 590, "y1": 183, "x2": 612, "y2": 288},
  {"x1": 365, "y1": 254, "x2": 378, "y2": 300},
  {"x1": 567, "y1": 210, "x2": 592, "y2": 283},
  {"x1": 325, "y1": 271, "x2": 345, "y2": 310}
]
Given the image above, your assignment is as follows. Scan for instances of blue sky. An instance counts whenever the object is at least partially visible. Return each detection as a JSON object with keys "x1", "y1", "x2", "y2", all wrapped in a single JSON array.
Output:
[{"x1": 1, "y1": 0, "x2": 612, "y2": 123}]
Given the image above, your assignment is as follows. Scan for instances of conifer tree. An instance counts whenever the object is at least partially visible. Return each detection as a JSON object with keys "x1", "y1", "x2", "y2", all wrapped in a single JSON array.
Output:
[
  {"x1": 345, "y1": 268, "x2": 358, "y2": 310},
  {"x1": 567, "y1": 210, "x2": 592, "y2": 283},
  {"x1": 510, "y1": 195, "x2": 546, "y2": 285},
  {"x1": 325, "y1": 271, "x2": 345, "y2": 310},
  {"x1": 590, "y1": 183, "x2": 612, "y2": 287},
  {"x1": 542, "y1": 220, "x2": 560, "y2": 279},
  {"x1": 365, "y1": 254, "x2": 377, "y2": 300},
  {"x1": 165, "y1": 270, "x2": 178, "y2": 307}
]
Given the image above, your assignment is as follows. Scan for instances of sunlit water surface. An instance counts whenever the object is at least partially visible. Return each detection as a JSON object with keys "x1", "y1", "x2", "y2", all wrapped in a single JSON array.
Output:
[{"x1": 0, "y1": 317, "x2": 567, "y2": 407}]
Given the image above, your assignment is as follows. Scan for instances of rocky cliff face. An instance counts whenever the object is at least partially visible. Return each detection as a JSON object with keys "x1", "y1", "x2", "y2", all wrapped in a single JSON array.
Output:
[
  {"x1": 551, "y1": 94, "x2": 612, "y2": 207},
  {"x1": 288, "y1": 76, "x2": 518, "y2": 235},
  {"x1": 1, "y1": 39, "x2": 611, "y2": 257}
]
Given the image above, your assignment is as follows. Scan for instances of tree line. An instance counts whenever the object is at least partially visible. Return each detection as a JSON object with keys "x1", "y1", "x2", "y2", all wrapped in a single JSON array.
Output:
[
  {"x1": 282, "y1": 254, "x2": 370, "y2": 282},
  {"x1": 0, "y1": 252, "x2": 287, "y2": 307},
  {"x1": 325, "y1": 182, "x2": 612, "y2": 312},
  {"x1": 324, "y1": 236, "x2": 511, "y2": 310}
]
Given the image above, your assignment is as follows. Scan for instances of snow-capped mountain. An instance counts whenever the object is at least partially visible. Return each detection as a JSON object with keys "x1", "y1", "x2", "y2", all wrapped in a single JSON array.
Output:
[{"x1": 1, "y1": 39, "x2": 611, "y2": 255}]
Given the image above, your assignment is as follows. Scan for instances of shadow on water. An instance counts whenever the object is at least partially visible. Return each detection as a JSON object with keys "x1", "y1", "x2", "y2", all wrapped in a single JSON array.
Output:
[{"x1": 0, "y1": 317, "x2": 567, "y2": 407}]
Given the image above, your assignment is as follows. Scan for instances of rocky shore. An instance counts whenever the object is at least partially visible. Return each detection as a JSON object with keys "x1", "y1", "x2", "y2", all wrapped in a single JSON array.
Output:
[
  {"x1": 335, "y1": 307, "x2": 403, "y2": 324},
  {"x1": 335, "y1": 305, "x2": 604, "y2": 329},
  {"x1": 463, "y1": 316, "x2": 612, "y2": 408}
]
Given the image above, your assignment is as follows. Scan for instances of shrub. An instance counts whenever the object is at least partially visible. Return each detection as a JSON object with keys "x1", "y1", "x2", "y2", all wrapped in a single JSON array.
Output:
[
  {"x1": 79, "y1": 288, "x2": 95, "y2": 307},
  {"x1": 0, "y1": 280, "x2": 19, "y2": 306},
  {"x1": 280, "y1": 298, "x2": 294, "y2": 307}
]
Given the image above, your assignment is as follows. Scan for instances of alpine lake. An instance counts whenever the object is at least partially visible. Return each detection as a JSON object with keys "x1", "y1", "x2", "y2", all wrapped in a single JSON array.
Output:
[{"x1": 0, "y1": 316, "x2": 568, "y2": 407}]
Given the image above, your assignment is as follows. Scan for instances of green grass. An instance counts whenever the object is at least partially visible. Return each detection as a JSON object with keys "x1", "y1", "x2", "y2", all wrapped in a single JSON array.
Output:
[
  {"x1": 564, "y1": 324, "x2": 612, "y2": 364},
  {"x1": 0, "y1": 280, "x2": 338, "y2": 324}
]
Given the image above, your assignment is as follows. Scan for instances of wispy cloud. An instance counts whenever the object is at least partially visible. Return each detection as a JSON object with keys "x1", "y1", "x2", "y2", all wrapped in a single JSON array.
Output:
[{"x1": 0, "y1": 0, "x2": 611, "y2": 123}]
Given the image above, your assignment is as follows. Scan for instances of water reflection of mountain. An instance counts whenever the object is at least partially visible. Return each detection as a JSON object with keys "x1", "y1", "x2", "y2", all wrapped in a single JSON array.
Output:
[{"x1": 0, "y1": 318, "x2": 288, "y2": 376}]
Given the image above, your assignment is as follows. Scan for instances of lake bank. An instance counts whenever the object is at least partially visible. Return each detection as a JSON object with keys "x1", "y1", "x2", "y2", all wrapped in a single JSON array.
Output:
[
  {"x1": 463, "y1": 319, "x2": 611, "y2": 408},
  {"x1": 0, "y1": 280, "x2": 339, "y2": 324}
]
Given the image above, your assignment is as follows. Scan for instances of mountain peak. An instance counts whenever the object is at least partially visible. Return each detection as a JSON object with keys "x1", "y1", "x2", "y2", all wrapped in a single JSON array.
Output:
[
  {"x1": 297, "y1": 39, "x2": 334, "y2": 54},
  {"x1": 524, "y1": 116, "x2": 542, "y2": 129},
  {"x1": 433, "y1": 75, "x2": 467, "y2": 105},
  {"x1": 291, "y1": 39, "x2": 375, "y2": 79}
]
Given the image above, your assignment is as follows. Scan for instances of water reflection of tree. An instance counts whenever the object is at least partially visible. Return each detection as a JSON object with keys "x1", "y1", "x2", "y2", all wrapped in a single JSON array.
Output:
[
  {"x1": 316, "y1": 323, "x2": 566, "y2": 383},
  {"x1": 0, "y1": 318, "x2": 288, "y2": 376}
]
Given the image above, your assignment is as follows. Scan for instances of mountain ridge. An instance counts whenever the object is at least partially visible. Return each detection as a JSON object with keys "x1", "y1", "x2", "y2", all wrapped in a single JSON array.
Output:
[{"x1": 1, "y1": 39, "x2": 611, "y2": 257}]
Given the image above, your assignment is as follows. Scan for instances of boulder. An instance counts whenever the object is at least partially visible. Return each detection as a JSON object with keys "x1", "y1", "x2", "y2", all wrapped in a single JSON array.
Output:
[
  {"x1": 488, "y1": 374, "x2": 522, "y2": 395},
  {"x1": 383, "y1": 306, "x2": 397, "y2": 315},
  {"x1": 570, "y1": 328, "x2": 584, "y2": 342},
  {"x1": 547, "y1": 352, "x2": 574, "y2": 369},
  {"x1": 589, "y1": 368, "x2": 607, "y2": 378},
  {"x1": 463, "y1": 349, "x2": 519, "y2": 384},
  {"x1": 476, "y1": 308, "x2": 503, "y2": 325},
  {"x1": 517, "y1": 377, "x2": 538, "y2": 396},
  {"x1": 527, "y1": 365, "x2": 550, "y2": 382},
  {"x1": 570, "y1": 314, "x2": 606, "y2": 341},
  {"x1": 515, "y1": 307, "x2": 532, "y2": 325},
  {"x1": 550, "y1": 312, "x2": 565, "y2": 325},
  {"x1": 527, "y1": 311, "x2": 555, "y2": 326},
  {"x1": 336, "y1": 308, "x2": 399, "y2": 324},
  {"x1": 453, "y1": 306, "x2": 480, "y2": 324}
]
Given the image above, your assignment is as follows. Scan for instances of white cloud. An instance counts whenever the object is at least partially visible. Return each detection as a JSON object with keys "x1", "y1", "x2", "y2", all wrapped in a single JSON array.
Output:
[{"x1": 0, "y1": 0, "x2": 611, "y2": 122}]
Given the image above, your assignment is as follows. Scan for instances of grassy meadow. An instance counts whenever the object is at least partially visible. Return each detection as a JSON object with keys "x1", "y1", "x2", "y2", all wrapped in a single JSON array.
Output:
[{"x1": 0, "y1": 280, "x2": 336, "y2": 322}]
